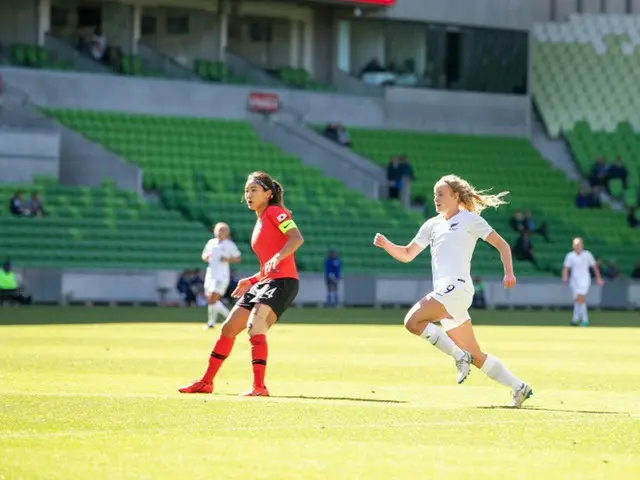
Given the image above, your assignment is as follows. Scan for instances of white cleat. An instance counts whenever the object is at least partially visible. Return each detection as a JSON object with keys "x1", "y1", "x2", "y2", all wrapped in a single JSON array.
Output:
[
  {"x1": 510, "y1": 383, "x2": 533, "y2": 408},
  {"x1": 202, "y1": 323, "x2": 215, "y2": 330},
  {"x1": 455, "y1": 351, "x2": 473, "y2": 384}
]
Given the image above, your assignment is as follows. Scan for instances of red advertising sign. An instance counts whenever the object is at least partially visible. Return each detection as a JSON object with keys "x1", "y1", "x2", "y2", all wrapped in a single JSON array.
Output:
[{"x1": 248, "y1": 92, "x2": 280, "y2": 114}]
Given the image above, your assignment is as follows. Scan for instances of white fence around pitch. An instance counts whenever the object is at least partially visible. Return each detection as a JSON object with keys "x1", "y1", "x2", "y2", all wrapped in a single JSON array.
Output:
[{"x1": 16, "y1": 269, "x2": 640, "y2": 310}]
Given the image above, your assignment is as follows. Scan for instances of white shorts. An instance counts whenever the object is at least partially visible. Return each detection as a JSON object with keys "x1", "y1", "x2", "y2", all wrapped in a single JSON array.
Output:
[
  {"x1": 570, "y1": 279, "x2": 591, "y2": 298},
  {"x1": 204, "y1": 277, "x2": 229, "y2": 296},
  {"x1": 430, "y1": 279, "x2": 473, "y2": 332}
]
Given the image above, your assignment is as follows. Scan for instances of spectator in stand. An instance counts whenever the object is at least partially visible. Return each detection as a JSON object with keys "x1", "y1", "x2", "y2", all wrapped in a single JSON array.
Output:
[
  {"x1": 28, "y1": 191, "x2": 46, "y2": 217},
  {"x1": 590, "y1": 186, "x2": 603, "y2": 208},
  {"x1": 322, "y1": 123, "x2": 338, "y2": 143},
  {"x1": 627, "y1": 207, "x2": 640, "y2": 229},
  {"x1": 510, "y1": 210, "x2": 527, "y2": 231},
  {"x1": 360, "y1": 57, "x2": 385, "y2": 76},
  {"x1": 509, "y1": 210, "x2": 550, "y2": 242},
  {"x1": 472, "y1": 276, "x2": 486, "y2": 309},
  {"x1": 589, "y1": 157, "x2": 608, "y2": 188},
  {"x1": 335, "y1": 124, "x2": 352, "y2": 148},
  {"x1": 324, "y1": 249, "x2": 342, "y2": 307},
  {"x1": 604, "y1": 260, "x2": 622, "y2": 280},
  {"x1": 575, "y1": 186, "x2": 592, "y2": 209},
  {"x1": 630, "y1": 259, "x2": 640, "y2": 279},
  {"x1": 9, "y1": 191, "x2": 29, "y2": 216},
  {"x1": 176, "y1": 270, "x2": 196, "y2": 306},
  {"x1": 513, "y1": 230, "x2": 539, "y2": 268},
  {"x1": 398, "y1": 155, "x2": 415, "y2": 208},
  {"x1": 608, "y1": 157, "x2": 628, "y2": 190},
  {"x1": 0, "y1": 260, "x2": 31, "y2": 305},
  {"x1": 386, "y1": 156, "x2": 402, "y2": 200}
]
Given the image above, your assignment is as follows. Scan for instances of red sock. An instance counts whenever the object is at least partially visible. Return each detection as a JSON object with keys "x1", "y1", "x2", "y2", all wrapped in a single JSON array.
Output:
[
  {"x1": 250, "y1": 334, "x2": 268, "y2": 388},
  {"x1": 201, "y1": 335, "x2": 235, "y2": 384}
]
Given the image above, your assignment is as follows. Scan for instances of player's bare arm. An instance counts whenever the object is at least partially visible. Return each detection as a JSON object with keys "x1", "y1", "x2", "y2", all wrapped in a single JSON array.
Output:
[
  {"x1": 373, "y1": 233, "x2": 423, "y2": 263},
  {"x1": 592, "y1": 263, "x2": 605, "y2": 286},
  {"x1": 264, "y1": 228, "x2": 304, "y2": 274},
  {"x1": 485, "y1": 230, "x2": 516, "y2": 289}
]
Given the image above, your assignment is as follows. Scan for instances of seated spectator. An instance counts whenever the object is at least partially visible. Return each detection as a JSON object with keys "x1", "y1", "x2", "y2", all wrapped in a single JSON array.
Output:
[
  {"x1": 604, "y1": 260, "x2": 622, "y2": 280},
  {"x1": 589, "y1": 157, "x2": 608, "y2": 187},
  {"x1": 323, "y1": 123, "x2": 339, "y2": 143},
  {"x1": 590, "y1": 186, "x2": 603, "y2": 208},
  {"x1": 176, "y1": 270, "x2": 196, "y2": 306},
  {"x1": 472, "y1": 276, "x2": 486, "y2": 309},
  {"x1": 28, "y1": 191, "x2": 46, "y2": 217},
  {"x1": 510, "y1": 210, "x2": 527, "y2": 232},
  {"x1": 360, "y1": 57, "x2": 385, "y2": 76},
  {"x1": 335, "y1": 124, "x2": 352, "y2": 148},
  {"x1": 575, "y1": 186, "x2": 593, "y2": 208},
  {"x1": 387, "y1": 156, "x2": 402, "y2": 199},
  {"x1": 607, "y1": 157, "x2": 628, "y2": 190},
  {"x1": 0, "y1": 260, "x2": 31, "y2": 305},
  {"x1": 513, "y1": 231, "x2": 539, "y2": 268},
  {"x1": 9, "y1": 191, "x2": 29, "y2": 216},
  {"x1": 104, "y1": 42, "x2": 123, "y2": 72},
  {"x1": 630, "y1": 259, "x2": 640, "y2": 279},
  {"x1": 523, "y1": 210, "x2": 550, "y2": 242},
  {"x1": 627, "y1": 207, "x2": 640, "y2": 229},
  {"x1": 90, "y1": 27, "x2": 107, "y2": 61}
]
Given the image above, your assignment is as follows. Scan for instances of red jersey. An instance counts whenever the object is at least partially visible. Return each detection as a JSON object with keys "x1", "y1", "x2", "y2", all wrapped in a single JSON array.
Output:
[{"x1": 251, "y1": 205, "x2": 299, "y2": 280}]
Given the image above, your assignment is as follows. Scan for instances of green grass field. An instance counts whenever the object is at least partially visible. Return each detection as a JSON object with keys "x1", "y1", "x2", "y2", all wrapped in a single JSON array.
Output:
[{"x1": 1, "y1": 307, "x2": 639, "y2": 479}]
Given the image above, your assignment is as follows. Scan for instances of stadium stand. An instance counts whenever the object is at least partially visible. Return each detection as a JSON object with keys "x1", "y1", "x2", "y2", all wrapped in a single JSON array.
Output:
[
  {"x1": 0, "y1": 176, "x2": 210, "y2": 269},
  {"x1": 349, "y1": 128, "x2": 639, "y2": 274},
  {"x1": 6, "y1": 43, "x2": 70, "y2": 70},
  {"x1": 40, "y1": 109, "x2": 530, "y2": 276},
  {"x1": 533, "y1": 14, "x2": 640, "y2": 214}
]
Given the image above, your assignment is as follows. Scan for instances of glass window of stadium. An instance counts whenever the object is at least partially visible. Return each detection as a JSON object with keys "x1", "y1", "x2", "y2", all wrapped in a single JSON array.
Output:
[
  {"x1": 228, "y1": 15, "x2": 301, "y2": 71},
  {"x1": 346, "y1": 20, "x2": 528, "y2": 95}
]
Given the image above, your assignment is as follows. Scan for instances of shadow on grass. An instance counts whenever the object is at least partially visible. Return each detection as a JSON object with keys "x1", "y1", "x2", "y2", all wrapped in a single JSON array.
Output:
[
  {"x1": 476, "y1": 406, "x2": 631, "y2": 416},
  {"x1": 218, "y1": 393, "x2": 406, "y2": 404},
  {"x1": 0, "y1": 306, "x2": 638, "y2": 327}
]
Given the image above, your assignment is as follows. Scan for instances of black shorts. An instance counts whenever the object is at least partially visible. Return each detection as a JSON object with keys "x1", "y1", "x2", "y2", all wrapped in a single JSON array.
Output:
[{"x1": 236, "y1": 278, "x2": 299, "y2": 319}]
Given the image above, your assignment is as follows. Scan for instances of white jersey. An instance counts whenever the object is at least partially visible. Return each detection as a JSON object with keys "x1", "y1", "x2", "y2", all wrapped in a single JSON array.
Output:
[
  {"x1": 202, "y1": 238, "x2": 241, "y2": 282},
  {"x1": 412, "y1": 210, "x2": 494, "y2": 291},
  {"x1": 563, "y1": 250, "x2": 595, "y2": 285}
]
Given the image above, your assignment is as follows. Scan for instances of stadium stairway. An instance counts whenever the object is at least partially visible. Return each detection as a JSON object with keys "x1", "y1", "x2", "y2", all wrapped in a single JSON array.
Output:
[
  {"x1": 41, "y1": 109, "x2": 536, "y2": 277},
  {"x1": 0, "y1": 177, "x2": 209, "y2": 269},
  {"x1": 349, "y1": 128, "x2": 639, "y2": 274}
]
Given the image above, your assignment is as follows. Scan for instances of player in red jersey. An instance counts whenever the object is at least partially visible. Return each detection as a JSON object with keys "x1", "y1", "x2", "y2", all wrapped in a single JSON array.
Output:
[{"x1": 179, "y1": 171, "x2": 303, "y2": 397}]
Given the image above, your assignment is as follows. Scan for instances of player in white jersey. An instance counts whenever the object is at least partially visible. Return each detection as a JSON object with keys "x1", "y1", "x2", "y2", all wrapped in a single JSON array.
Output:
[
  {"x1": 202, "y1": 222, "x2": 242, "y2": 329},
  {"x1": 562, "y1": 237, "x2": 604, "y2": 327},
  {"x1": 373, "y1": 174, "x2": 532, "y2": 408}
]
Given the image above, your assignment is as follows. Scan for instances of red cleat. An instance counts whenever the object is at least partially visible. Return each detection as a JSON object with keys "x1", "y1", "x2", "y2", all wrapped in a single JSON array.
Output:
[
  {"x1": 178, "y1": 380, "x2": 213, "y2": 394},
  {"x1": 239, "y1": 386, "x2": 270, "y2": 397}
]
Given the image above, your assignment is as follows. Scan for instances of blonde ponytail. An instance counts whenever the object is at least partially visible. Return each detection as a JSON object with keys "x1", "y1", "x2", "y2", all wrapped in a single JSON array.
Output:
[{"x1": 439, "y1": 174, "x2": 509, "y2": 214}]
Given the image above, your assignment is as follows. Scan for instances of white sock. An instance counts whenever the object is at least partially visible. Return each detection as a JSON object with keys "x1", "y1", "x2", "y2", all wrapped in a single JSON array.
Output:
[
  {"x1": 580, "y1": 303, "x2": 589, "y2": 323},
  {"x1": 421, "y1": 323, "x2": 465, "y2": 361},
  {"x1": 480, "y1": 355, "x2": 523, "y2": 390},
  {"x1": 213, "y1": 301, "x2": 230, "y2": 319},
  {"x1": 207, "y1": 305, "x2": 217, "y2": 325},
  {"x1": 572, "y1": 303, "x2": 581, "y2": 322}
]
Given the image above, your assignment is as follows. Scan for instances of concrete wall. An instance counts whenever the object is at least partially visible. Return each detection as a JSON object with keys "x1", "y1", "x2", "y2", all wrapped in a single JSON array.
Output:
[
  {"x1": 0, "y1": 128, "x2": 60, "y2": 183},
  {"x1": 376, "y1": 0, "x2": 532, "y2": 30},
  {"x1": 141, "y1": 7, "x2": 219, "y2": 64},
  {"x1": 0, "y1": 68, "x2": 530, "y2": 136},
  {"x1": 22, "y1": 268, "x2": 640, "y2": 310},
  {"x1": 0, "y1": 0, "x2": 37, "y2": 46}
]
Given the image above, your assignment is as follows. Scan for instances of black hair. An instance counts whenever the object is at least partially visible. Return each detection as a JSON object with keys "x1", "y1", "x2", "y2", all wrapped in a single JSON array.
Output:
[{"x1": 247, "y1": 171, "x2": 286, "y2": 208}]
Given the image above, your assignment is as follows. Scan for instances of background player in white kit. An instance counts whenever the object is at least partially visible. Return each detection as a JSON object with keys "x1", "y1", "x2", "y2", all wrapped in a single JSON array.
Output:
[
  {"x1": 562, "y1": 237, "x2": 604, "y2": 327},
  {"x1": 202, "y1": 222, "x2": 241, "y2": 329},
  {"x1": 373, "y1": 174, "x2": 533, "y2": 408}
]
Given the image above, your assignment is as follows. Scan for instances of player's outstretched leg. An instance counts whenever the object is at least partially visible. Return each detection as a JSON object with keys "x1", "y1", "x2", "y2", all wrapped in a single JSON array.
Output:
[
  {"x1": 404, "y1": 296, "x2": 473, "y2": 384},
  {"x1": 240, "y1": 304, "x2": 277, "y2": 397},
  {"x1": 447, "y1": 321, "x2": 533, "y2": 408},
  {"x1": 179, "y1": 306, "x2": 249, "y2": 394}
]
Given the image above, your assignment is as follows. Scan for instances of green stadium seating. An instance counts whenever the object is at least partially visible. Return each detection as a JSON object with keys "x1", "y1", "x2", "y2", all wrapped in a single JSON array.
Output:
[
  {"x1": 534, "y1": 15, "x2": 640, "y2": 206},
  {"x1": 0, "y1": 177, "x2": 210, "y2": 270},
  {"x1": 349, "y1": 127, "x2": 640, "y2": 274},
  {"x1": 193, "y1": 59, "x2": 246, "y2": 84},
  {"x1": 275, "y1": 68, "x2": 334, "y2": 91},
  {"x1": 9, "y1": 43, "x2": 70, "y2": 70}
]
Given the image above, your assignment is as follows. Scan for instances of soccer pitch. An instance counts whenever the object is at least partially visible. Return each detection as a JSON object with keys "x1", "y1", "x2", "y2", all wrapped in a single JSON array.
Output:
[{"x1": 1, "y1": 307, "x2": 639, "y2": 479}]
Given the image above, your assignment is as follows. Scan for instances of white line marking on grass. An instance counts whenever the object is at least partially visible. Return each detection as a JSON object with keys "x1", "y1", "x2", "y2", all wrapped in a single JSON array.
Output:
[{"x1": 1, "y1": 417, "x2": 637, "y2": 440}]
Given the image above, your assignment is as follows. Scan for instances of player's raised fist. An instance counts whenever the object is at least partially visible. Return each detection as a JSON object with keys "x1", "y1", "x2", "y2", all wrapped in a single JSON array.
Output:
[{"x1": 373, "y1": 233, "x2": 388, "y2": 248}]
